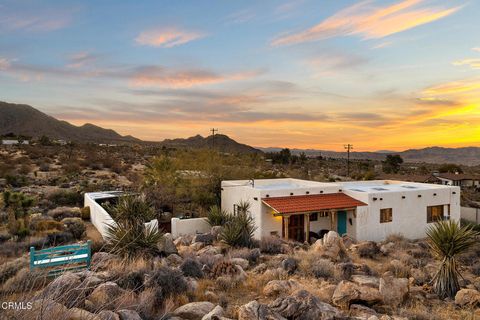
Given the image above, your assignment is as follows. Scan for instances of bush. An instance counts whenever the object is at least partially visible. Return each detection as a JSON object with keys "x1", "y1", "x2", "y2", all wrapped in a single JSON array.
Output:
[
  {"x1": 259, "y1": 236, "x2": 284, "y2": 254},
  {"x1": 337, "y1": 262, "x2": 354, "y2": 280},
  {"x1": 387, "y1": 260, "x2": 411, "y2": 278},
  {"x1": 0, "y1": 233, "x2": 11, "y2": 243},
  {"x1": 229, "y1": 248, "x2": 260, "y2": 265},
  {"x1": 61, "y1": 217, "x2": 86, "y2": 240},
  {"x1": 180, "y1": 258, "x2": 204, "y2": 278},
  {"x1": 0, "y1": 256, "x2": 28, "y2": 284},
  {"x1": 47, "y1": 206, "x2": 81, "y2": 221},
  {"x1": 47, "y1": 190, "x2": 83, "y2": 206},
  {"x1": 311, "y1": 259, "x2": 335, "y2": 279},
  {"x1": 357, "y1": 241, "x2": 380, "y2": 259},
  {"x1": 146, "y1": 266, "x2": 188, "y2": 300},
  {"x1": 472, "y1": 263, "x2": 480, "y2": 276},
  {"x1": 117, "y1": 270, "x2": 145, "y2": 293},
  {"x1": 46, "y1": 231, "x2": 74, "y2": 246},
  {"x1": 220, "y1": 210, "x2": 256, "y2": 248},
  {"x1": 207, "y1": 205, "x2": 230, "y2": 226},
  {"x1": 80, "y1": 206, "x2": 90, "y2": 220},
  {"x1": 1, "y1": 268, "x2": 50, "y2": 293},
  {"x1": 33, "y1": 219, "x2": 64, "y2": 231}
]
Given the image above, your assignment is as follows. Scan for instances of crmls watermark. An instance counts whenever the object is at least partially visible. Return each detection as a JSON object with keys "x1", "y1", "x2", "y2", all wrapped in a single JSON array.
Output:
[{"x1": 1, "y1": 301, "x2": 33, "y2": 310}]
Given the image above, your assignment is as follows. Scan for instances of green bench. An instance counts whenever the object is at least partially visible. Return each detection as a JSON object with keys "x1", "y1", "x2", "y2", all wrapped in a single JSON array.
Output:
[{"x1": 30, "y1": 240, "x2": 92, "y2": 276}]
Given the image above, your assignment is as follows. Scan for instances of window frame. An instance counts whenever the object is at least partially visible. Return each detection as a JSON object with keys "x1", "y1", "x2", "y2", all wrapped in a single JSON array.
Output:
[
  {"x1": 380, "y1": 208, "x2": 393, "y2": 223},
  {"x1": 427, "y1": 205, "x2": 445, "y2": 223}
]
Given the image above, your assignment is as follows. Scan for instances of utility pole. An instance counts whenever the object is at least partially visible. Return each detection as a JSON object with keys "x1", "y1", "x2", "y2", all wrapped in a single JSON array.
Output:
[
  {"x1": 210, "y1": 128, "x2": 218, "y2": 149},
  {"x1": 344, "y1": 144, "x2": 353, "y2": 177}
]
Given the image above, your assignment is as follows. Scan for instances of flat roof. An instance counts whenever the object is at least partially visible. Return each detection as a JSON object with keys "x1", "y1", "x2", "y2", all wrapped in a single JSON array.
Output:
[
  {"x1": 222, "y1": 178, "x2": 332, "y2": 191},
  {"x1": 339, "y1": 180, "x2": 447, "y2": 193}
]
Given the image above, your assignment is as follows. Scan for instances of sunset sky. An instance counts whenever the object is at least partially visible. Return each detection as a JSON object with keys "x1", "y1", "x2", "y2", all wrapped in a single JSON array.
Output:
[{"x1": 1, "y1": 0, "x2": 480, "y2": 151}]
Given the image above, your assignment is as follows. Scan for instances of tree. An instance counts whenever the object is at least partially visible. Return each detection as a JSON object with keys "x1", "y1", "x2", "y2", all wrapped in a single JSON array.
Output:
[
  {"x1": 39, "y1": 135, "x2": 52, "y2": 146},
  {"x1": 2, "y1": 191, "x2": 34, "y2": 238},
  {"x1": 438, "y1": 164, "x2": 463, "y2": 174},
  {"x1": 426, "y1": 220, "x2": 479, "y2": 298},
  {"x1": 382, "y1": 155, "x2": 403, "y2": 173}
]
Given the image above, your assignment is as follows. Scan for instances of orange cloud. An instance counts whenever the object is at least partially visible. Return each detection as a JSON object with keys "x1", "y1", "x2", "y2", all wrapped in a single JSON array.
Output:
[
  {"x1": 271, "y1": 0, "x2": 461, "y2": 46},
  {"x1": 423, "y1": 78, "x2": 480, "y2": 96},
  {"x1": 135, "y1": 27, "x2": 205, "y2": 48},
  {"x1": 130, "y1": 67, "x2": 262, "y2": 88}
]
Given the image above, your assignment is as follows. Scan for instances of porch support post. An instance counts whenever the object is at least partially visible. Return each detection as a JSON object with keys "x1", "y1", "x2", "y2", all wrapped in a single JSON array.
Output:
[
  {"x1": 284, "y1": 216, "x2": 289, "y2": 240},
  {"x1": 305, "y1": 213, "x2": 310, "y2": 243},
  {"x1": 330, "y1": 210, "x2": 335, "y2": 231}
]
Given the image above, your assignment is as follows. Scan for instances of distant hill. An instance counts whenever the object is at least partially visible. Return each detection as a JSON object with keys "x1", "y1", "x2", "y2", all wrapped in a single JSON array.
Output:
[
  {"x1": 160, "y1": 134, "x2": 262, "y2": 154},
  {"x1": 258, "y1": 146, "x2": 480, "y2": 166},
  {"x1": 0, "y1": 101, "x2": 140, "y2": 143}
]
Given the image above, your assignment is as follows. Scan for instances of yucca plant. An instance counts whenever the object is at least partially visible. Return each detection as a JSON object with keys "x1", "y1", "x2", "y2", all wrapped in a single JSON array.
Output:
[
  {"x1": 426, "y1": 219, "x2": 479, "y2": 298},
  {"x1": 207, "y1": 205, "x2": 230, "y2": 226},
  {"x1": 220, "y1": 201, "x2": 256, "y2": 247},
  {"x1": 105, "y1": 195, "x2": 163, "y2": 260}
]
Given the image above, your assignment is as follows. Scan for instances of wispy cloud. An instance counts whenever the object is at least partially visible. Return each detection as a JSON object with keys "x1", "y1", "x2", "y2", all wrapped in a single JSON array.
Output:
[
  {"x1": 305, "y1": 51, "x2": 368, "y2": 75},
  {"x1": 453, "y1": 58, "x2": 480, "y2": 69},
  {"x1": 66, "y1": 52, "x2": 100, "y2": 69},
  {"x1": 0, "y1": 5, "x2": 75, "y2": 32},
  {"x1": 473, "y1": 47, "x2": 480, "y2": 52},
  {"x1": 423, "y1": 78, "x2": 480, "y2": 96},
  {"x1": 224, "y1": 9, "x2": 256, "y2": 24},
  {"x1": 135, "y1": 27, "x2": 206, "y2": 48},
  {"x1": 271, "y1": 0, "x2": 461, "y2": 46}
]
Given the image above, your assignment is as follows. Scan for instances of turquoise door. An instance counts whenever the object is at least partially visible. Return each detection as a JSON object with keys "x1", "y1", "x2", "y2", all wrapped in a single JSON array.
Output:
[{"x1": 337, "y1": 211, "x2": 347, "y2": 235}]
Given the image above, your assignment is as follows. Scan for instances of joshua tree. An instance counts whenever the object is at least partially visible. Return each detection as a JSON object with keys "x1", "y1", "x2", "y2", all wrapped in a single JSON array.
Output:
[
  {"x1": 426, "y1": 219, "x2": 479, "y2": 298},
  {"x1": 105, "y1": 195, "x2": 163, "y2": 260},
  {"x1": 2, "y1": 191, "x2": 34, "y2": 238}
]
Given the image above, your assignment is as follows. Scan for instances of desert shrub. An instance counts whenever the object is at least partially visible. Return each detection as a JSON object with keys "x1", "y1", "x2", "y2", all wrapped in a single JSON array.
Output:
[
  {"x1": 387, "y1": 260, "x2": 411, "y2": 278},
  {"x1": 33, "y1": 219, "x2": 64, "y2": 231},
  {"x1": 1, "y1": 267, "x2": 50, "y2": 293},
  {"x1": 46, "y1": 231, "x2": 74, "y2": 246},
  {"x1": 180, "y1": 258, "x2": 204, "y2": 278},
  {"x1": 357, "y1": 241, "x2": 380, "y2": 259},
  {"x1": 472, "y1": 262, "x2": 480, "y2": 276},
  {"x1": 209, "y1": 260, "x2": 240, "y2": 278},
  {"x1": 197, "y1": 253, "x2": 223, "y2": 270},
  {"x1": 229, "y1": 247, "x2": 260, "y2": 265},
  {"x1": 38, "y1": 162, "x2": 50, "y2": 172},
  {"x1": 146, "y1": 266, "x2": 188, "y2": 300},
  {"x1": 259, "y1": 236, "x2": 284, "y2": 254},
  {"x1": 47, "y1": 206, "x2": 81, "y2": 221},
  {"x1": 207, "y1": 205, "x2": 230, "y2": 226},
  {"x1": 47, "y1": 190, "x2": 83, "y2": 206},
  {"x1": 117, "y1": 270, "x2": 145, "y2": 293},
  {"x1": 105, "y1": 195, "x2": 162, "y2": 260},
  {"x1": 5, "y1": 174, "x2": 28, "y2": 187},
  {"x1": 80, "y1": 206, "x2": 90, "y2": 220},
  {"x1": 61, "y1": 218, "x2": 86, "y2": 240},
  {"x1": 0, "y1": 256, "x2": 28, "y2": 284},
  {"x1": 311, "y1": 259, "x2": 335, "y2": 279},
  {"x1": 0, "y1": 233, "x2": 11, "y2": 243},
  {"x1": 220, "y1": 202, "x2": 256, "y2": 248}
]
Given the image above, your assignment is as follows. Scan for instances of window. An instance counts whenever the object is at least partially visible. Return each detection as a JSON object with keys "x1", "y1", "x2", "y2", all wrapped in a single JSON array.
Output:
[
  {"x1": 380, "y1": 208, "x2": 393, "y2": 223},
  {"x1": 427, "y1": 205, "x2": 444, "y2": 223},
  {"x1": 310, "y1": 212, "x2": 318, "y2": 221}
]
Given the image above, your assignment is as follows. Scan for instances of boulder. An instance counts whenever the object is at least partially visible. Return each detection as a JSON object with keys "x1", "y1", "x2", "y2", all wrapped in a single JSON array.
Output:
[
  {"x1": 379, "y1": 276, "x2": 409, "y2": 307},
  {"x1": 231, "y1": 258, "x2": 249, "y2": 270},
  {"x1": 317, "y1": 283, "x2": 337, "y2": 303},
  {"x1": 158, "y1": 233, "x2": 178, "y2": 255},
  {"x1": 172, "y1": 301, "x2": 216, "y2": 320},
  {"x1": 312, "y1": 231, "x2": 347, "y2": 261},
  {"x1": 332, "y1": 281, "x2": 382, "y2": 308},
  {"x1": 166, "y1": 254, "x2": 184, "y2": 266},
  {"x1": 87, "y1": 282, "x2": 137, "y2": 311},
  {"x1": 349, "y1": 304, "x2": 378, "y2": 319},
  {"x1": 201, "y1": 305, "x2": 224, "y2": 320},
  {"x1": 455, "y1": 289, "x2": 480, "y2": 307},
  {"x1": 263, "y1": 279, "x2": 301, "y2": 297},
  {"x1": 66, "y1": 308, "x2": 101, "y2": 320},
  {"x1": 351, "y1": 275, "x2": 380, "y2": 288},
  {"x1": 41, "y1": 272, "x2": 84, "y2": 308},
  {"x1": 193, "y1": 233, "x2": 215, "y2": 245},
  {"x1": 117, "y1": 309, "x2": 142, "y2": 320},
  {"x1": 80, "y1": 275, "x2": 105, "y2": 295},
  {"x1": 253, "y1": 263, "x2": 268, "y2": 274},
  {"x1": 210, "y1": 226, "x2": 223, "y2": 239},
  {"x1": 191, "y1": 242, "x2": 206, "y2": 251},
  {"x1": 98, "y1": 310, "x2": 120, "y2": 320},
  {"x1": 281, "y1": 257, "x2": 298, "y2": 275},
  {"x1": 197, "y1": 245, "x2": 220, "y2": 255},
  {"x1": 174, "y1": 235, "x2": 193, "y2": 246},
  {"x1": 238, "y1": 300, "x2": 286, "y2": 320},
  {"x1": 269, "y1": 289, "x2": 343, "y2": 320}
]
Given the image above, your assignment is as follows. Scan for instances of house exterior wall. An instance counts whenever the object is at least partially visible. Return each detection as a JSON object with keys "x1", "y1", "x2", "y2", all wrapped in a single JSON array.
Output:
[{"x1": 222, "y1": 179, "x2": 460, "y2": 243}]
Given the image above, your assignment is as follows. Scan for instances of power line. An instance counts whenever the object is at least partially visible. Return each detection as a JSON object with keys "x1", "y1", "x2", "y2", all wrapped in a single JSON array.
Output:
[
  {"x1": 344, "y1": 144, "x2": 353, "y2": 177},
  {"x1": 210, "y1": 128, "x2": 218, "y2": 149}
]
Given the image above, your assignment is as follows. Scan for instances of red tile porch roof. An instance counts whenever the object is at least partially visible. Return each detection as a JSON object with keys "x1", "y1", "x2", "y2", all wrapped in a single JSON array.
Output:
[{"x1": 262, "y1": 193, "x2": 367, "y2": 214}]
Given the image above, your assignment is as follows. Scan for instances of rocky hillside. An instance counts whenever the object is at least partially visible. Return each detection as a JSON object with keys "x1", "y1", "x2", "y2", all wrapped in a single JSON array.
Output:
[
  {"x1": 3, "y1": 230, "x2": 479, "y2": 319},
  {"x1": 160, "y1": 134, "x2": 263, "y2": 154},
  {"x1": 0, "y1": 101, "x2": 140, "y2": 143}
]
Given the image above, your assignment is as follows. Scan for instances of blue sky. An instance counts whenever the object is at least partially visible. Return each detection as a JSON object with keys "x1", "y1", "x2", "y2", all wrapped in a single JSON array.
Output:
[{"x1": 1, "y1": 0, "x2": 480, "y2": 150}]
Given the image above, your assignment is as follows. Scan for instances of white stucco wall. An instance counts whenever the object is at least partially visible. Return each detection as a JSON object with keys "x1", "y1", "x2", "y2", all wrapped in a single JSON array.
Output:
[
  {"x1": 171, "y1": 217, "x2": 211, "y2": 238},
  {"x1": 84, "y1": 192, "x2": 158, "y2": 239}
]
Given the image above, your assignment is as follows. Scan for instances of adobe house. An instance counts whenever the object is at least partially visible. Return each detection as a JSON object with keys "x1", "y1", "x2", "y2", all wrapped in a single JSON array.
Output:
[{"x1": 221, "y1": 178, "x2": 460, "y2": 242}]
